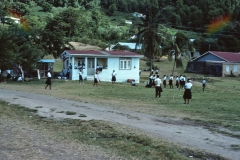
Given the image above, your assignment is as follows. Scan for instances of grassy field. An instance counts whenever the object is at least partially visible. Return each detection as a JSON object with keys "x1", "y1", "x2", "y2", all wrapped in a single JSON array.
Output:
[
  {"x1": 37, "y1": 56, "x2": 240, "y2": 133},
  {"x1": 1, "y1": 56, "x2": 240, "y2": 159}
]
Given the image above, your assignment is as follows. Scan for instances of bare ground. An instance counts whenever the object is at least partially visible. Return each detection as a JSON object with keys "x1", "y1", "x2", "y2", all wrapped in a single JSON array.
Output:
[{"x1": 0, "y1": 89, "x2": 240, "y2": 160}]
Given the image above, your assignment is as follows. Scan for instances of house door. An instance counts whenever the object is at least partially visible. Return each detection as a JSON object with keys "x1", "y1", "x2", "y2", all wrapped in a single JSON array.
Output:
[{"x1": 87, "y1": 58, "x2": 95, "y2": 75}]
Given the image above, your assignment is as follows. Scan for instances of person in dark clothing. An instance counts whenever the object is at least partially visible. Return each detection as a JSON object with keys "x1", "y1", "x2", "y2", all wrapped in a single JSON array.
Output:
[{"x1": 45, "y1": 70, "x2": 52, "y2": 90}]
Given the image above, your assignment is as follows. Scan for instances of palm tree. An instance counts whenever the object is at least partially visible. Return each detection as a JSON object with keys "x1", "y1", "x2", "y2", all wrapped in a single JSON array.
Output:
[
  {"x1": 163, "y1": 32, "x2": 195, "y2": 75},
  {"x1": 135, "y1": 8, "x2": 167, "y2": 75}
]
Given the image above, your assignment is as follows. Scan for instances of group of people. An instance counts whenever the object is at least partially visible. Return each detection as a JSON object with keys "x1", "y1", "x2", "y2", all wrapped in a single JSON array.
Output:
[
  {"x1": 44, "y1": 68, "x2": 207, "y2": 104},
  {"x1": 146, "y1": 74, "x2": 182, "y2": 89},
  {"x1": 154, "y1": 74, "x2": 193, "y2": 104},
  {"x1": 93, "y1": 69, "x2": 117, "y2": 86},
  {"x1": 145, "y1": 73, "x2": 207, "y2": 104}
]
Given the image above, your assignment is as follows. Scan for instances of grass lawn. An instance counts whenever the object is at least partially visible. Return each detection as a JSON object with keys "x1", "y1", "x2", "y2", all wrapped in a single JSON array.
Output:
[{"x1": 1, "y1": 57, "x2": 240, "y2": 132}]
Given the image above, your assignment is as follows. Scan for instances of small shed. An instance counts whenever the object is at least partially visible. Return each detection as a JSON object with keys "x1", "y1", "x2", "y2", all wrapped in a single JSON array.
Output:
[{"x1": 37, "y1": 59, "x2": 55, "y2": 78}]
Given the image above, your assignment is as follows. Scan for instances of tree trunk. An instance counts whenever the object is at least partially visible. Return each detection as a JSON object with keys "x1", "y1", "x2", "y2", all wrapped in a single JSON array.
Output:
[
  {"x1": 171, "y1": 51, "x2": 177, "y2": 75},
  {"x1": 18, "y1": 64, "x2": 24, "y2": 82}
]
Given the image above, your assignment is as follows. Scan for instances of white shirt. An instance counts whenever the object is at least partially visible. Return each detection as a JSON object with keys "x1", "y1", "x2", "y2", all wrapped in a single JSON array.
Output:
[
  {"x1": 47, "y1": 72, "x2": 51, "y2": 78},
  {"x1": 163, "y1": 76, "x2": 166, "y2": 80},
  {"x1": 155, "y1": 78, "x2": 162, "y2": 87},
  {"x1": 94, "y1": 74, "x2": 100, "y2": 81},
  {"x1": 185, "y1": 82, "x2": 192, "y2": 89},
  {"x1": 180, "y1": 76, "x2": 183, "y2": 81},
  {"x1": 202, "y1": 80, "x2": 206, "y2": 84},
  {"x1": 18, "y1": 77, "x2": 22, "y2": 81},
  {"x1": 169, "y1": 76, "x2": 173, "y2": 80},
  {"x1": 176, "y1": 77, "x2": 179, "y2": 81},
  {"x1": 112, "y1": 71, "x2": 116, "y2": 76},
  {"x1": 79, "y1": 71, "x2": 83, "y2": 75}
]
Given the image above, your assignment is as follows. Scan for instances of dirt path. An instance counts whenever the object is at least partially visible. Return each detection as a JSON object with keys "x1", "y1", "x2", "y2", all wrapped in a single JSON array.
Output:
[{"x1": 1, "y1": 89, "x2": 240, "y2": 160}]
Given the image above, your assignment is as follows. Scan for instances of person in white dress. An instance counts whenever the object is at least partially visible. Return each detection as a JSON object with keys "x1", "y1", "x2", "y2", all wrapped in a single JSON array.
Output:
[
  {"x1": 183, "y1": 79, "x2": 192, "y2": 104},
  {"x1": 45, "y1": 70, "x2": 52, "y2": 90},
  {"x1": 93, "y1": 71, "x2": 100, "y2": 86},
  {"x1": 111, "y1": 70, "x2": 117, "y2": 84}
]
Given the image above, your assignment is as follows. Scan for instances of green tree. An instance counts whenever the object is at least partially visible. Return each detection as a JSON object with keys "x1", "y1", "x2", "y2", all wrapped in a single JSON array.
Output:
[
  {"x1": 45, "y1": 7, "x2": 88, "y2": 37},
  {"x1": 15, "y1": 40, "x2": 43, "y2": 80},
  {"x1": 41, "y1": 2, "x2": 53, "y2": 12},
  {"x1": 135, "y1": 8, "x2": 166, "y2": 75},
  {"x1": 217, "y1": 35, "x2": 240, "y2": 52},
  {"x1": 169, "y1": 32, "x2": 195, "y2": 74},
  {"x1": 0, "y1": 27, "x2": 44, "y2": 80},
  {"x1": 0, "y1": 28, "x2": 18, "y2": 71},
  {"x1": 10, "y1": 2, "x2": 30, "y2": 16}
]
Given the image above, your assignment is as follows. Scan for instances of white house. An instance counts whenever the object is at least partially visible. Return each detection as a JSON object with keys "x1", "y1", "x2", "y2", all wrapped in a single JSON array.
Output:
[
  {"x1": 60, "y1": 50, "x2": 144, "y2": 83},
  {"x1": 3, "y1": 16, "x2": 20, "y2": 24},
  {"x1": 125, "y1": 20, "x2": 132, "y2": 24}
]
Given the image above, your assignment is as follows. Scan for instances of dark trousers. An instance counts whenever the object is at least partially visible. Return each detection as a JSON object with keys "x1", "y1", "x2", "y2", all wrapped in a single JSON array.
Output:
[{"x1": 155, "y1": 86, "x2": 161, "y2": 97}]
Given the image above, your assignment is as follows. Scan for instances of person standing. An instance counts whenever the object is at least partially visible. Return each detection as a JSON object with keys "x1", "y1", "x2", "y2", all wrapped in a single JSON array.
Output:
[
  {"x1": 179, "y1": 75, "x2": 184, "y2": 89},
  {"x1": 66, "y1": 68, "x2": 70, "y2": 79},
  {"x1": 45, "y1": 70, "x2": 52, "y2": 90},
  {"x1": 111, "y1": 70, "x2": 117, "y2": 84},
  {"x1": 183, "y1": 75, "x2": 186, "y2": 88},
  {"x1": 175, "y1": 76, "x2": 179, "y2": 88},
  {"x1": 152, "y1": 75, "x2": 156, "y2": 86},
  {"x1": 183, "y1": 79, "x2": 192, "y2": 104},
  {"x1": 154, "y1": 75, "x2": 162, "y2": 98},
  {"x1": 163, "y1": 75, "x2": 167, "y2": 88},
  {"x1": 149, "y1": 74, "x2": 153, "y2": 86},
  {"x1": 93, "y1": 71, "x2": 100, "y2": 86},
  {"x1": 79, "y1": 69, "x2": 83, "y2": 84},
  {"x1": 6, "y1": 69, "x2": 11, "y2": 81},
  {"x1": 169, "y1": 75, "x2": 173, "y2": 89},
  {"x1": 202, "y1": 78, "x2": 206, "y2": 92}
]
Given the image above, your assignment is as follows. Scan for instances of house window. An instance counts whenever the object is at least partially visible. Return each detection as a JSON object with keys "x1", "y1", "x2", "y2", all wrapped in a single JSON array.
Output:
[
  {"x1": 226, "y1": 65, "x2": 230, "y2": 72},
  {"x1": 120, "y1": 59, "x2": 131, "y2": 70},
  {"x1": 97, "y1": 58, "x2": 108, "y2": 69},
  {"x1": 233, "y1": 65, "x2": 238, "y2": 72},
  {"x1": 77, "y1": 58, "x2": 85, "y2": 69}
]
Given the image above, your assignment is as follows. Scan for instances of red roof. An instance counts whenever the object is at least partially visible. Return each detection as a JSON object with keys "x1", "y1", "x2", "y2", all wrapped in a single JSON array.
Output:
[
  {"x1": 64, "y1": 50, "x2": 143, "y2": 57},
  {"x1": 210, "y1": 51, "x2": 240, "y2": 62}
]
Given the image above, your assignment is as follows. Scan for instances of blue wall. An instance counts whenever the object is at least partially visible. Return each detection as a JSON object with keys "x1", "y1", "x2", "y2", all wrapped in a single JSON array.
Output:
[{"x1": 197, "y1": 54, "x2": 225, "y2": 62}]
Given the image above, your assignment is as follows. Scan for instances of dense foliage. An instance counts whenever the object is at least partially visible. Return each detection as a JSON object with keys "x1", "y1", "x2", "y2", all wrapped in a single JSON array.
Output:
[{"x1": 1, "y1": 0, "x2": 240, "y2": 73}]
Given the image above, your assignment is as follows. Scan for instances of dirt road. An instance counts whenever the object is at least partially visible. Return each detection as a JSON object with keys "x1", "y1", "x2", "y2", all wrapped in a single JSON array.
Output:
[{"x1": 1, "y1": 89, "x2": 240, "y2": 160}]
